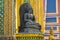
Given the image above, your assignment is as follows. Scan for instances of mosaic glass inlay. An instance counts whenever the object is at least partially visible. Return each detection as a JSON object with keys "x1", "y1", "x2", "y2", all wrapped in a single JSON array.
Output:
[{"x1": 0, "y1": 0, "x2": 4, "y2": 35}]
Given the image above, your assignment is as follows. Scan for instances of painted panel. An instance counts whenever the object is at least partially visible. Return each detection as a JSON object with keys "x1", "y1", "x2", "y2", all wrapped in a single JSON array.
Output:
[
  {"x1": 47, "y1": 0, "x2": 56, "y2": 13},
  {"x1": 45, "y1": 26, "x2": 57, "y2": 30},
  {"x1": 46, "y1": 17, "x2": 56, "y2": 22}
]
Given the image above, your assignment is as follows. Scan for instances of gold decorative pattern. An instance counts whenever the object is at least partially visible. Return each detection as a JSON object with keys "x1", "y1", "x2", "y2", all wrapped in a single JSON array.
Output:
[
  {"x1": 4, "y1": 0, "x2": 9, "y2": 35},
  {"x1": 8, "y1": 0, "x2": 12, "y2": 35},
  {"x1": 4, "y1": 0, "x2": 12, "y2": 36}
]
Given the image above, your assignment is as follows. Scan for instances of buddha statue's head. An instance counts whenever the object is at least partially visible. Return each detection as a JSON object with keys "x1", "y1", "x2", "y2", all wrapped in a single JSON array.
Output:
[{"x1": 20, "y1": 3, "x2": 33, "y2": 14}]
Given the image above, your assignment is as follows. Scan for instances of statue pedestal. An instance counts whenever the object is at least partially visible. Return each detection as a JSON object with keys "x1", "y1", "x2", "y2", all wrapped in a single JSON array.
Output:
[
  {"x1": 15, "y1": 33, "x2": 44, "y2": 40},
  {"x1": 19, "y1": 22, "x2": 41, "y2": 34}
]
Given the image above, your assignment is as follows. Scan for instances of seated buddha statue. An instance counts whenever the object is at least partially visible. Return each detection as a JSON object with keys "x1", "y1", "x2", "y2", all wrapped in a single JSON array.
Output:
[{"x1": 19, "y1": 3, "x2": 41, "y2": 33}]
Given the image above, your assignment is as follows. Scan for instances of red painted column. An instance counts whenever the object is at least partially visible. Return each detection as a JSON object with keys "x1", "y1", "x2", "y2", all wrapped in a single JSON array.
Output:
[
  {"x1": 58, "y1": 0, "x2": 60, "y2": 38},
  {"x1": 58, "y1": 0, "x2": 60, "y2": 15},
  {"x1": 59, "y1": 18, "x2": 60, "y2": 23}
]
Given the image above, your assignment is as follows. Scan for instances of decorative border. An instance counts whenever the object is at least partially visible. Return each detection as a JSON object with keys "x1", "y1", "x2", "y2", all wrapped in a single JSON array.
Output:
[{"x1": 0, "y1": 0, "x2": 4, "y2": 35}]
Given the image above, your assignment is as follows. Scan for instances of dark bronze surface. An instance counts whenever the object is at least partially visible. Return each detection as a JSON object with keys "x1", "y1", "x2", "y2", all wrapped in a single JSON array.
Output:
[{"x1": 19, "y1": 3, "x2": 41, "y2": 33}]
